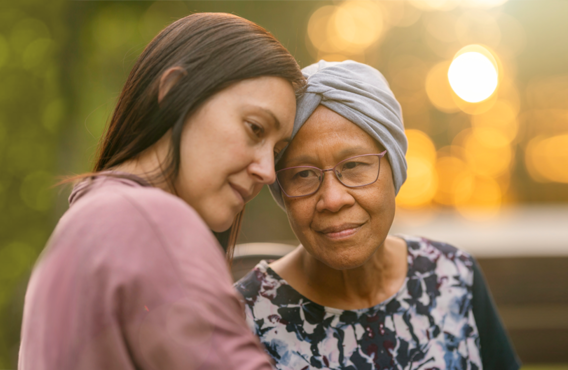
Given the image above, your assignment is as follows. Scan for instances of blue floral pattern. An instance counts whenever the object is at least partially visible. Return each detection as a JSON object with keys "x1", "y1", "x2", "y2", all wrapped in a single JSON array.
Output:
[{"x1": 235, "y1": 236, "x2": 482, "y2": 370}]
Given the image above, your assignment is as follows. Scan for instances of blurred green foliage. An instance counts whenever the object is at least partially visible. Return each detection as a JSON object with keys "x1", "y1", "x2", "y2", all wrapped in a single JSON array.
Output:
[{"x1": 0, "y1": 0, "x2": 64, "y2": 365}]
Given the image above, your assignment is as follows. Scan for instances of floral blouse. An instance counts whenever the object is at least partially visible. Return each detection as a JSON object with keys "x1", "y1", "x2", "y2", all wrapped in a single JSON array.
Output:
[{"x1": 235, "y1": 236, "x2": 518, "y2": 370}]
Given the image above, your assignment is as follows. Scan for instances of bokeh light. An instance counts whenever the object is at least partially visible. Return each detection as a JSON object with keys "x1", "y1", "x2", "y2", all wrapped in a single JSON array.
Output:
[
  {"x1": 448, "y1": 47, "x2": 499, "y2": 103},
  {"x1": 459, "y1": 128, "x2": 513, "y2": 177},
  {"x1": 389, "y1": 54, "x2": 428, "y2": 92},
  {"x1": 425, "y1": 60, "x2": 459, "y2": 113},
  {"x1": 496, "y1": 14, "x2": 526, "y2": 57},
  {"x1": 455, "y1": 175, "x2": 503, "y2": 220},
  {"x1": 525, "y1": 74, "x2": 568, "y2": 110},
  {"x1": 22, "y1": 38, "x2": 53, "y2": 71},
  {"x1": 397, "y1": 130, "x2": 438, "y2": 208},
  {"x1": 91, "y1": 5, "x2": 137, "y2": 50},
  {"x1": 388, "y1": 54, "x2": 430, "y2": 129},
  {"x1": 461, "y1": 0, "x2": 509, "y2": 8},
  {"x1": 408, "y1": 0, "x2": 509, "y2": 10},
  {"x1": 307, "y1": 0, "x2": 384, "y2": 58},
  {"x1": 434, "y1": 148, "x2": 476, "y2": 206},
  {"x1": 334, "y1": 1, "x2": 383, "y2": 49},
  {"x1": 470, "y1": 99, "x2": 519, "y2": 143},
  {"x1": 408, "y1": 0, "x2": 460, "y2": 12},
  {"x1": 19, "y1": 171, "x2": 54, "y2": 212},
  {"x1": 381, "y1": 1, "x2": 421, "y2": 28},
  {"x1": 423, "y1": 12, "x2": 457, "y2": 43},
  {"x1": 455, "y1": 12, "x2": 501, "y2": 49},
  {"x1": 9, "y1": 18, "x2": 50, "y2": 54},
  {"x1": 525, "y1": 134, "x2": 568, "y2": 183},
  {"x1": 307, "y1": 6, "x2": 337, "y2": 53}
]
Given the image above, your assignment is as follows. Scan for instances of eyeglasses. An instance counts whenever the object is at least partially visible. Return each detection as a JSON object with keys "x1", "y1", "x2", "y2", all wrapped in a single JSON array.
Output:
[{"x1": 276, "y1": 151, "x2": 387, "y2": 198}]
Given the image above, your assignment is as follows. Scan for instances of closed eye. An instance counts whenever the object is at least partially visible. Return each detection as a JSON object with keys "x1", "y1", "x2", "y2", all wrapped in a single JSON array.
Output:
[
  {"x1": 247, "y1": 121, "x2": 264, "y2": 138},
  {"x1": 273, "y1": 141, "x2": 289, "y2": 159}
]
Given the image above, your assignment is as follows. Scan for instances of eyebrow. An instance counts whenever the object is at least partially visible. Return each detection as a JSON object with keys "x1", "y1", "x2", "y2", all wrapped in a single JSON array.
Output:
[
  {"x1": 284, "y1": 146, "x2": 373, "y2": 166},
  {"x1": 336, "y1": 146, "x2": 371, "y2": 158},
  {"x1": 257, "y1": 106, "x2": 281, "y2": 131}
]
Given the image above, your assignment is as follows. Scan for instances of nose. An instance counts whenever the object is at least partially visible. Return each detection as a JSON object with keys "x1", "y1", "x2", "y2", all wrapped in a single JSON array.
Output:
[
  {"x1": 315, "y1": 171, "x2": 355, "y2": 213},
  {"x1": 247, "y1": 148, "x2": 276, "y2": 185}
]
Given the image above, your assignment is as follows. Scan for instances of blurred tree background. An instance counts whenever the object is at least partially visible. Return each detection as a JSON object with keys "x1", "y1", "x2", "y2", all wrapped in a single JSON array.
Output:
[{"x1": 0, "y1": 0, "x2": 567, "y2": 368}]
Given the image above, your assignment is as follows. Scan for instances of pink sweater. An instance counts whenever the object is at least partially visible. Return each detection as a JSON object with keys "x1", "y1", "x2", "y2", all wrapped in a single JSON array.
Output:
[{"x1": 19, "y1": 175, "x2": 273, "y2": 370}]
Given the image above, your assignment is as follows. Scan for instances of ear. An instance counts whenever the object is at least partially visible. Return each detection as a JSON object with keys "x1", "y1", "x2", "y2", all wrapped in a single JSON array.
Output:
[{"x1": 158, "y1": 67, "x2": 187, "y2": 103}]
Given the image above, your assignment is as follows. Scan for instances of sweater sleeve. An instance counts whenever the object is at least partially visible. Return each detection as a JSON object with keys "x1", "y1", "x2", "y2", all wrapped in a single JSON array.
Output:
[{"x1": 471, "y1": 258, "x2": 521, "y2": 370}]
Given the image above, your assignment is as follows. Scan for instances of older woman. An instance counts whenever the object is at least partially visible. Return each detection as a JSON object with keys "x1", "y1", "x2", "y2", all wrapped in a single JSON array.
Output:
[{"x1": 235, "y1": 60, "x2": 520, "y2": 370}]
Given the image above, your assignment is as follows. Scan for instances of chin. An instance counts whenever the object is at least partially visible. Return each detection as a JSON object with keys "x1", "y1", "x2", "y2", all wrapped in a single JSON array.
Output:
[
  {"x1": 317, "y1": 249, "x2": 374, "y2": 271},
  {"x1": 209, "y1": 219, "x2": 234, "y2": 233},
  {"x1": 204, "y1": 211, "x2": 236, "y2": 233}
]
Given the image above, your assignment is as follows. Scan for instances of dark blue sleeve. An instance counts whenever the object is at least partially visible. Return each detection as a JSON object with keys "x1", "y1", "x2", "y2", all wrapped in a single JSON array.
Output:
[{"x1": 472, "y1": 258, "x2": 522, "y2": 370}]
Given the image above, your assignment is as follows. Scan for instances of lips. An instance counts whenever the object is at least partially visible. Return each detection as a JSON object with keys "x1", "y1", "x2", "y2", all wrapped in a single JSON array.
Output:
[
  {"x1": 229, "y1": 182, "x2": 253, "y2": 204},
  {"x1": 316, "y1": 222, "x2": 365, "y2": 239}
]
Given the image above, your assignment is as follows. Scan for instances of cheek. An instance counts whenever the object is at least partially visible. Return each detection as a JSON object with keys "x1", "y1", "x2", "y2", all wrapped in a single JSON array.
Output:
[
  {"x1": 361, "y1": 186, "x2": 395, "y2": 225},
  {"x1": 284, "y1": 200, "x2": 314, "y2": 234},
  {"x1": 179, "y1": 130, "x2": 247, "y2": 187}
]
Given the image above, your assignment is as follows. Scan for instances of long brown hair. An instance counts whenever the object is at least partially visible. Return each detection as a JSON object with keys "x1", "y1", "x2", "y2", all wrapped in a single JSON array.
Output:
[{"x1": 88, "y1": 13, "x2": 305, "y2": 260}]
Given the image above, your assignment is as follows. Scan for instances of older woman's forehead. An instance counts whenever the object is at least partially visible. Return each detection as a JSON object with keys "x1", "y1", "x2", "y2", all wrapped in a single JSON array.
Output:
[
  {"x1": 304, "y1": 105, "x2": 347, "y2": 125},
  {"x1": 281, "y1": 108, "x2": 384, "y2": 164},
  {"x1": 297, "y1": 106, "x2": 360, "y2": 137},
  {"x1": 294, "y1": 106, "x2": 383, "y2": 147}
]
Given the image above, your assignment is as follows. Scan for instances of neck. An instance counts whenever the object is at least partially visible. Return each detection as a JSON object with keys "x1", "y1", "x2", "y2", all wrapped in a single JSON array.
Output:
[
  {"x1": 273, "y1": 235, "x2": 407, "y2": 310},
  {"x1": 111, "y1": 131, "x2": 172, "y2": 193}
]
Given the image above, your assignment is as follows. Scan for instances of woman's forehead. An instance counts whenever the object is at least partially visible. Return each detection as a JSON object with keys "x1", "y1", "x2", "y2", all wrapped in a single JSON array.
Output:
[
  {"x1": 281, "y1": 106, "x2": 384, "y2": 164},
  {"x1": 294, "y1": 107, "x2": 379, "y2": 145}
]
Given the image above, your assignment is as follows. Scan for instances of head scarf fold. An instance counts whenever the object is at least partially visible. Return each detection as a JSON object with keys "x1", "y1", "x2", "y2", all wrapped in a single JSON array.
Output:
[{"x1": 269, "y1": 60, "x2": 408, "y2": 210}]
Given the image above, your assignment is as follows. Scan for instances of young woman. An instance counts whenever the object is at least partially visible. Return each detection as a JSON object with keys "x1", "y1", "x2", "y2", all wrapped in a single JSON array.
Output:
[
  {"x1": 19, "y1": 13, "x2": 304, "y2": 370},
  {"x1": 236, "y1": 60, "x2": 521, "y2": 370}
]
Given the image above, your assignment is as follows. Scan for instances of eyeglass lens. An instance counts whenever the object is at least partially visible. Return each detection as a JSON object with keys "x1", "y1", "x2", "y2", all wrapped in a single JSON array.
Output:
[{"x1": 277, "y1": 154, "x2": 381, "y2": 197}]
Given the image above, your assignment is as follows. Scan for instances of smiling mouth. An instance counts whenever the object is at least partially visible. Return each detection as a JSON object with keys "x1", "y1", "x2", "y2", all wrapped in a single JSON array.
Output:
[
  {"x1": 317, "y1": 223, "x2": 365, "y2": 240},
  {"x1": 229, "y1": 183, "x2": 252, "y2": 205}
]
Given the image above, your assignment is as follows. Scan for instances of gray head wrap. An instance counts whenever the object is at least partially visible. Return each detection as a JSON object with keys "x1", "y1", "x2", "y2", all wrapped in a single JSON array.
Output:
[{"x1": 269, "y1": 60, "x2": 408, "y2": 210}]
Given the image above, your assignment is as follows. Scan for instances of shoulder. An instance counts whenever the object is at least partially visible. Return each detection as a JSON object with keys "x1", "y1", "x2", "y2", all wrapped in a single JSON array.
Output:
[
  {"x1": 234, "y1": 263, "x2": 272, "y2": 333},
  {"x1": 403, "y1": 235, "x2": 474, "y2": 264},
  {"x1": 46, "y1": 180, "x2": 230, "y2": 293},
  {"x1": 403, "y1": 235, "x2": 470, "y2": 258},
  {"x1": 235, "y1": 261, "x2": 303, "y2": 308},
  {"x1": 70, "y1": 180, "x2": 197, "y2": 219},
  {"x1": 403, "y1": 235, "x2": 475, "y2": 284},
  {"x1": 66, "y1": 182, "x2": 210, "y2": 239},
  {"x1": 234, "y1": 262, "x2": 270, "y2": 306},
  {"x1": 51, "y1": 181, "x2": 223, "y2": 274}
]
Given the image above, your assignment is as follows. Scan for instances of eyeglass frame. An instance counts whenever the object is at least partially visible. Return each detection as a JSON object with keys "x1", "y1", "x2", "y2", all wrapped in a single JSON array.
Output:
[{"x1": 276, "y1": 150, "x2": 388, "y2": 199}]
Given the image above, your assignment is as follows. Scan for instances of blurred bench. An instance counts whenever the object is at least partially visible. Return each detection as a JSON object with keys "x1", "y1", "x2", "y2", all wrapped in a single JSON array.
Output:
[
  {"x1": 232, "y1": 242, "x2": 568, "y2": 364},
  {"x1": 232, "y1": 242, "x2": 296, "y2": 281}
]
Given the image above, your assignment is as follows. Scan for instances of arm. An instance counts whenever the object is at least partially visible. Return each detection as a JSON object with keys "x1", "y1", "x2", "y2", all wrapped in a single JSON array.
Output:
[
  {"x1": 118, "y1": 191, "x2": 274, "y2": 370},
  {"x1": 472, "y1": 258, "x2": 522, "y2": 370}
]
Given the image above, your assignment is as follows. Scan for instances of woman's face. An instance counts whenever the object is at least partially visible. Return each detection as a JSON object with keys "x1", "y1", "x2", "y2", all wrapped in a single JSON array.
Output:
[
  {"x1": 280, "y1": 105, "x2": 396, "y2": 270},
  {"x1": 176, "y1": 76, "x2": 296, "y2": 232}
]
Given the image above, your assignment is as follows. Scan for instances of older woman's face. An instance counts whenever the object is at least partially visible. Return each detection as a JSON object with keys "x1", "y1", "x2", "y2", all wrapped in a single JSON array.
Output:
[{"x1": 280, "y1": 105, "x2": 396, "y2": 270}]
